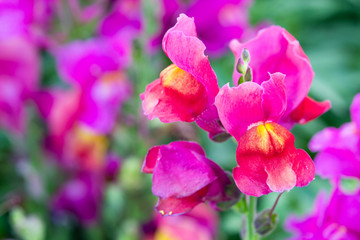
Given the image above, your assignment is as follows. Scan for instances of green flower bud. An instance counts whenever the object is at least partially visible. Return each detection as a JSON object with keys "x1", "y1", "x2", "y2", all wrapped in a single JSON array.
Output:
[
  {"x1": 244, "y1": 67, "x2": 253, "y2": 82},
  {"x1": 254, "y1": 209, "x2": 278, "y2": 236},
  {"x1": 215, "y1": 172, "x2": 243, "y2": 211},
  {"x1": 236, "y1": 58, "x2": 247, "y2": 75},
  {"x1": 241, "y1": 48, "x2": 251, "y2": 64}
]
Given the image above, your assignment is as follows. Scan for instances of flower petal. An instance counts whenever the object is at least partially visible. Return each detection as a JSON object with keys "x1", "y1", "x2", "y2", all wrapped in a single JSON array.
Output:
[
  {"x1": 140, "y1": 78, "x2": 207, "y2": 122},
  {"x1": 261, "y1": 72, "x2": 287, "y2": 122},
  {"x1": 282, "y1": 96, "x2": 331, "y2": 128},
  {"x1": 152, "y1": 145, "x2": 217, "y2": 198},
  {"x1": 215, "y1": 82, "x2": 264, "y2": 141},
  {"x1": 162, "y1": 14, "x2": 219, "y2": 103},
  {"x1": 350, "y1": 93, "x2": 360, "y2": 130},
  {"x1": 292, "y1": 149, "x2": 315, "y2": 187},
  {"x1": 233, "y1": 158, "x2": 271, "y2": 197},
  {"x1": 155, "y1": 187, "x2": 209, "y2": 216},
  {"x1": 230, "y1": 26, "x2": 314, "y2": 114},
  {"x1": 195, "y1": 104, "x2": 230, "y2": 142},
  {"x1": 142, "y1": 146, "x2": 161, "y2": 174}
]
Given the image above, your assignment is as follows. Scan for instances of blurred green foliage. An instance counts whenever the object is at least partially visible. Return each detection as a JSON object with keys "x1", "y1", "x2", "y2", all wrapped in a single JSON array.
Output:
[{"x1": 1, "y1": 0, "x2": 360, "y2": 239}]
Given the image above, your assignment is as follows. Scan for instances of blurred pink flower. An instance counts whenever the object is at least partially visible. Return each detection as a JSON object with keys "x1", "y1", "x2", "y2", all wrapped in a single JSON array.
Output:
[
  {"x1": 309, "y1": 93, "x2": 360, "y2": 181},
  {"x1": 230, "y1": 26, "x2": 330, "y2": 129},
  {"x1": 55, "y1": 38, "x2": 132, "y2": 86},
  {"x1": 215, "y1": 73, "x2": 315, "y2": 196},
  {"x1": 150, "y1": 0, "x2": 253, "y2": 56},
  {"x1": 141, "y1": 14, "x2": 218, "y2": 123},
  {"x1": 34, "y1": 38, "x2": 132, "y2": 171},
  {"x1": 0, "y1": 37, "x2": 40, "y2": 134},
  {"x1": 0, "y1": 0, "x2": 56, "y2": 46},
  {"x1": 142, "y1": 141, "x2": 240, "y2": 216},
  {"x1": 49, "y1": 37, "x2": 133, "y2": 133},
  {"x1": 98, "y1": 0, "x2": 142, "y2": 38},
  {"x1": 104, "y1": 153, "x2": 122, "y2": 181},
  {"x1": 287, "y1": 188, "x2": 360, "y2": 240},
  {"x1": 52, "y1": 171, "x2": 103, "y2": 224},
  {"x1": 143, "y1": 204, "x2": 218, "y2": 240},
  {"x1": 34, "y1": 88, "x2": 123, "y2": 172}
]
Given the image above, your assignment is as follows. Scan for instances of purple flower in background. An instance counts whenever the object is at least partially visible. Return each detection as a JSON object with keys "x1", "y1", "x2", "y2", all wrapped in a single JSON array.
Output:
[
  {"x1": 0, "y1": 0, "x2": 56, "y2": 46},
  {"x1": 104, "y1": 153, "x2": 122, "y2": 181},
  {"x1": 142, "y1": 141, "x2": 240, "y2": 216},
  {"x1": 143, "y1": 204, "x2": 218, "y2": 240},
  {"x1": 52, "y1": 172, "x2": 103, "y2": 224},
  {"x1": 150, "y1": 0, "x2": 253, "y2": 56},
  {"x1": 0, "y1": 36, "x2": 40, "y2": 134},
  {"x1": 55, "y1": 37, "x2": 132, "y2": 87},
  {"x1": 98, "y1": 0, "x2": 142, "y2": 38},
  {"x1": 287, "y1": 187, "x2": 360, "y2": 240},
  {"x1": 309, "y1": 93, "x2": 360, "y2": 181},
  {"x1": 40, "y1": 37, "x2": 133, "y2": 136}
]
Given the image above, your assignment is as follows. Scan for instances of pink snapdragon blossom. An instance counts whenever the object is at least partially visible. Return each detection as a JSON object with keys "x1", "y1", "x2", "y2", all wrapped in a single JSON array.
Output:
[
  {"x1": 215, "y1": 73, "x2": 315, "y2": 196},
  {"x1": 230, "y1": 26, "x2": 330, "y2": 129},
  {"x1": 309, "y1": 93, "x2": 360, "y2": 181},
  {"x1": 150, "y1": 0, "x2": 253, "y2": 56},
  {"x1": 141, "y1": 14, "x2": 219, "y2": 123},
  {"x1": 142, "y1": 141, "x2": 240, "y2": 216},
  {"x1": 143, "y1": 204, "x2": 218, "y2": 240},
  {"x1": 287, "y1": 188, "x2": 360, "y2": 240}
]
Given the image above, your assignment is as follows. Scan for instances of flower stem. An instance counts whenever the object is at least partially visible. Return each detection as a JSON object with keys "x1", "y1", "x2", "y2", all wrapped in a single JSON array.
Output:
[
  {"x1": 269, "y1": 192, "x2": 284, "y2": 217},
  {"x1": 246, "y1": 196, "x2": 257, "y2": 240}
]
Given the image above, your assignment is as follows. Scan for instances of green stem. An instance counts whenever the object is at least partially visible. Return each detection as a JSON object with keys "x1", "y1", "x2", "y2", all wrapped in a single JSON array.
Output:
[{"x1": 246, "y1": 196, "x2": 257, "y2": 240}]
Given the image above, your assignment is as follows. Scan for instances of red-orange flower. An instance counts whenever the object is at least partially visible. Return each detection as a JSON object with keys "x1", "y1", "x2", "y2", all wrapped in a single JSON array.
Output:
[{"x1": 215, "y1": 73, "x2": 315, "y2": 196}]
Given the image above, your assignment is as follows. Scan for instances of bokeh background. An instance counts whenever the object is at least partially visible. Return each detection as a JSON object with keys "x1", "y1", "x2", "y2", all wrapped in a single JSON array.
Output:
[{"x1": 0, "y1": 0, "x2": 359, "y2": 239}]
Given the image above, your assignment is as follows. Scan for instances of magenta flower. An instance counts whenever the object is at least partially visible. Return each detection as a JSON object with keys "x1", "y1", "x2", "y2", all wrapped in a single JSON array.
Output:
[
  {"x1": 150, "y1": 0, "x2": 253, "y2": 56},
  {"x1": 52, "y1": 172, "x2": 103, "y2": 224},
  {"x1": 230, "y1": 26, "x2": 330, "y2": 129},
  {"x1": 287, "y1": 188, "x2": 360, "y2": 240},
  {"x1": 141, "y1": 14, "x2": 219, "y2": 123},
  {"x1": 309, "y1": 93, "x2": 360, "y2": 181},
  {"x1": 98, "y1": 0, "x2": 142, "y2": 38},
  {"x1": 55, "y1": 38, "x2": 131, "y2": 87},
  {"x1": 215, "y1": 73, "x2": 315, "y2": 196},
  {"x1": 143, "y1": 204, "x2": 218, "y2": 240},
  {"x1": 0, "y1": 37, "x2": 40, "y2": 134},
  {"x1": 53, "y1": 38, "x2": 132, "y2": 134},
  {"x1": 0, "y1": 0, "x2": 56, "y2": 46},
  {"x1": 34, "y1": 82, "x2": 128, "y2": 171},
  {"x1": 142, "y1": 141, "x2": 240, "y2": 216},
  {"x1": 104, "y1": 153, "x2": 122, "y2": 181}
]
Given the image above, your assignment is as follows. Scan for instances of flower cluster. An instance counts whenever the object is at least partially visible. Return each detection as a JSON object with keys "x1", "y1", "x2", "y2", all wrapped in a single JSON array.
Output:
[
  {"x1": 141, "y1": 13, "x2": 330, "y2": 217},
  {"x1": 2, "y1": 1, "x2": 356, "y2": 239}
]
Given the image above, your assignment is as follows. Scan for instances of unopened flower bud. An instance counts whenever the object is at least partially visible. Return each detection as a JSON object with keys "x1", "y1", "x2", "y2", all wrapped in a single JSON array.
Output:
[
  {"x1": 241, "y1": 48, "x2": 250, "y2": 64},
  {"x1": 244, "y1": 67, "x2": 253, "y2": 82},
  {"x1": 215, "y1": 172, "x2": 242, "y2": 211},
  {"x1": 254, "y1": 209, "x2": 278, "y2": 236},
  {"x1": 236, "y1": 58, "x2": 247, "y2": 75}
]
